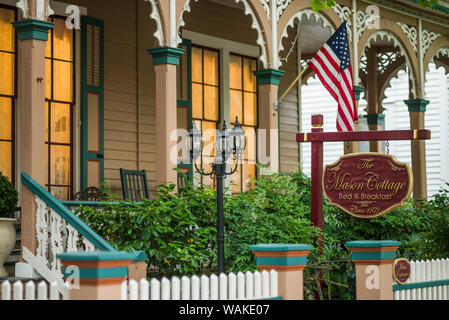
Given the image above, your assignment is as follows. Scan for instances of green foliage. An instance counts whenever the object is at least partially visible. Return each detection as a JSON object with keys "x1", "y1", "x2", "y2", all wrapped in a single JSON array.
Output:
[
  {"x1": 224, "y1": 172, "x2": 320, "y2": 273},
  {"x1": 0, "y1": 172, "x2": 18, "y2": 218},
  {"x1": 76, "y1": 169, "x2": 449, "y2": 300},
  {"x1": 76, "y1": 171, "x2": 319, "y2": 277},
  {"x1": 310, "y1": 0, "x2": 440, "y2": 12}
]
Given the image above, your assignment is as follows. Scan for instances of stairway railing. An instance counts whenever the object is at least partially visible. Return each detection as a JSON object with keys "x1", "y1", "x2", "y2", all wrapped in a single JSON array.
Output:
[{"x1": 20, "y1": 172, "x2": 119, "y2": 280}]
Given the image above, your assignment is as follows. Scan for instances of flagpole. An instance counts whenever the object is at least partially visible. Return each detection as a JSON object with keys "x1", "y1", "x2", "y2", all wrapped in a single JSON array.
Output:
[{"x1": 276, "y1": 10, "x2": 355, "y2": 107}]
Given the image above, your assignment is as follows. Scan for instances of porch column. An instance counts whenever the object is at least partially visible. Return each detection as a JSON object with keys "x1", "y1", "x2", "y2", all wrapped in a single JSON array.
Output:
[
  {"x1": 404, "y1": 99, "x2": 429, "y2": 201},
  {"x1": 366, "y1": 48, "x2": 383, "y2": 153},
  {"x1": 12, "y1": 19, "x2": 54, "y2": 258},
  {"x1": 345, "y1": 86, "x2": 365, "y2": 154},
  {"x1": 347, "y1": 240, "x2": 401, "y2": 300},
  {"x1": 147, "y1": 47, "x2": 184, "y2": 186},
  {"x1": 253, "y1": 69, "x2": 285, "y2": 174}
]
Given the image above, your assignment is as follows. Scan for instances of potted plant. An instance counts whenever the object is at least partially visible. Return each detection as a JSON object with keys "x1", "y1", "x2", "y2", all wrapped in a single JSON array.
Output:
[{"x1": 0, "y1": 172, "x2": 18, "y2": 277}]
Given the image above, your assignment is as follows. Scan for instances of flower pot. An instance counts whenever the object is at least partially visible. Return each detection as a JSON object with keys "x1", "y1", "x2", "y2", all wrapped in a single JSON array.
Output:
[{"x1": 0, "y1": 218, "x2": 17, "y2": 277}]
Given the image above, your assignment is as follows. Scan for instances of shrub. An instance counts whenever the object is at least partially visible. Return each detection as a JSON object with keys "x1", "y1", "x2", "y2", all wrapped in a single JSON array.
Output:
[{"x1": 0, "y1": 172, "x2": 18, "y2": 218}]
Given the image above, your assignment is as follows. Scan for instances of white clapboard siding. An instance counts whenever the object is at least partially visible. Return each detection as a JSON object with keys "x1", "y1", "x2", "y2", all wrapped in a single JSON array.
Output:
[
  {"x1": 121, "y1": 270, "x2": 279, "y2": 300},
  {"x1": 1, "y1": 281, "x2": 62, "y2": 301},
  {"x1": 301, "y1": 75, "x2": 344, "y2": 175},
  {"x1": 394, "y1": 258, "x2": 449, "y2": 300},
  {"x1": 301, "y1": 64, "x2": 449, "y2": 197},
  {"x1": 384, "y1": 65, "x2": 449, "y2": 197}
]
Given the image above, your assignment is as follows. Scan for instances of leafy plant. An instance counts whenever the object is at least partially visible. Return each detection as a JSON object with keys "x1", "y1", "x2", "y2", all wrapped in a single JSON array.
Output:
[
  {"x1": 310, "y1": 0, "x2": 440, "y2": 12},
  {"x1": 0, "y1": 172, "x2": 18, "y2": 218}
]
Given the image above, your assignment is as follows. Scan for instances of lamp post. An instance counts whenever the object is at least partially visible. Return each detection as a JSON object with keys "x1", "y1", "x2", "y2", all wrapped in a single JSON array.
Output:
[{"x1": 187, "y1": 117, "x2": 247, "y2": 274}]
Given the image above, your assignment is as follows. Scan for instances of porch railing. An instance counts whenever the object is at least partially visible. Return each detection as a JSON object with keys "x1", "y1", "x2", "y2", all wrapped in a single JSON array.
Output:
[{"x1": 20, "y1": 172, "x2": 117, "y2": 280}]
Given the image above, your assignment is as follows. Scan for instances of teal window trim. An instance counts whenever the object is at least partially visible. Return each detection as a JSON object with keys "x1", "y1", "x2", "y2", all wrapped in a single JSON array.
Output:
[
  {"x1": 177, "y1": 38, "x2": 193, "y2": 182},
  {"x1": 81, "y1": 16, "x2": 105, "y2": 191}
]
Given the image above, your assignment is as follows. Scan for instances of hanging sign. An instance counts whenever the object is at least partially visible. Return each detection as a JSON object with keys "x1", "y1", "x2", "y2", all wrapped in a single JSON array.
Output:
[
  {"x1": 322, "y1": 153, "x2": 413, "y2": 218},
  {"x1": 393, "y1": 258, "x2": 411, "y2": 284}
]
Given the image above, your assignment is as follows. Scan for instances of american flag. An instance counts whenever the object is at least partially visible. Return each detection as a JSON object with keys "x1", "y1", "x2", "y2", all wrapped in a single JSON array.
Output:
[{"x1": 308, "y1": 22, "x2": 357, "y2": 132}]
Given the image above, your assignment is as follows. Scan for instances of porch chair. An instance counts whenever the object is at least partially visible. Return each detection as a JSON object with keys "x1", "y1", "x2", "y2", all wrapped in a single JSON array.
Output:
[
  {"x1": 120, "y1": 169, "x2": 150, "y2": 202},
  {"x1": 177, "y1": 171, "x2": 189, "y2": 196},
  {"x1": 74, "y1": 186, "x2": 103, "y2": 201}
]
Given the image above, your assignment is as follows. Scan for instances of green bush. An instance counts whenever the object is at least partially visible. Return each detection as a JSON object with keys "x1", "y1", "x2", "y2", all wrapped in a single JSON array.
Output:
[
  {"x1": 76, "y1": 169, "x2": 449, "y2": 300},
  {"x1": 76, "y1": 171, "x2": 319, "y2": 277},
  {"x1": 0, "y1": 171, "x2": 18, "y2": 218}
]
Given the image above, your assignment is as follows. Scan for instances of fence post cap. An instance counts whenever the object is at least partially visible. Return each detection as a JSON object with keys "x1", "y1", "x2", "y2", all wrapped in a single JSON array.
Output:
[
  {"x1": 250, "y1": 244, "x2": 313, "y2": 252},
  {"x1": 346, "y1": 240, "x2": 402, "y2": 248},
  {"x1": 57, "y1": 251, "x2": 135, "y2": 262}
]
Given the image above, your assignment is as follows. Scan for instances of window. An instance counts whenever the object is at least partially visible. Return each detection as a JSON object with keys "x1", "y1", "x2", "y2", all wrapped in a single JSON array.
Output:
[
  {"x1": 0, "y1": 6, "x2": 16, "y2": 183},
  {"x1": 45, "y1": 16, "x2": 74, "y2": 200},
  {"x1": 229, "y1": 54, "x2": 257, "y2": 192},
  {"x1": 191, "y1": 45, "x2": 220, "y2": 187}
]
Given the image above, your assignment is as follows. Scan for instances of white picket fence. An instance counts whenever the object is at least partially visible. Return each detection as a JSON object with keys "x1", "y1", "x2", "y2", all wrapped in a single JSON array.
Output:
[
  {"x1": 121, "y1": 270, "x2": 279, "y2": 300},
  {"x1": 1, "y1": 280, "x2": 64, "y2": 300},
  {"x1": 394, "y1": 259, "x2": 449, "y2": 300}
]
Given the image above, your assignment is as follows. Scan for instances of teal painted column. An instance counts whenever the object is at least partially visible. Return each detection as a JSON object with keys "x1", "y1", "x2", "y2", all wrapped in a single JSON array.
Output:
[
  {"x1": 147, "y1": 47, "x2": 184, "y2": 186},
  {"x1": 251, "y1": 244, "x2": 313, "y2": 300},
  {"x1": 58, "y1": 251, "x2": 134, "y2": 300},
  {"x1": 253, "y1": 69, "x2": 285, "y2": 174},
  {"x1": 347, "y1": 240, "x2": 401, "y2": 300},
  {"x1": 404, "y1": 99, "x2": 430, "y2": 201}
]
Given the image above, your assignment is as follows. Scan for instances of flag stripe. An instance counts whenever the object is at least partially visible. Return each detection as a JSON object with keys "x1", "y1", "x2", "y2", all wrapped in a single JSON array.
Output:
[{"x1": 308, "y1": 22, "x2": 356, "y2": 132}]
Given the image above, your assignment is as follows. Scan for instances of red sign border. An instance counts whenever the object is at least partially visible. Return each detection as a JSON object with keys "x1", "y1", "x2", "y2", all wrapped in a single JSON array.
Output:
[
  {"x1": 322, "y1": 152, "x2": 414, "y2": 219},
  {"x1": 393, "y1": 258, "x2": 412, "y2": 284}
]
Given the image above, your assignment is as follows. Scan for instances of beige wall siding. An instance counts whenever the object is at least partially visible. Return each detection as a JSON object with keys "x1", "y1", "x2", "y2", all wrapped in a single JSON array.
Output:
[{"x1": 71, "y1": 0, "x2": 157, "y2": 197}]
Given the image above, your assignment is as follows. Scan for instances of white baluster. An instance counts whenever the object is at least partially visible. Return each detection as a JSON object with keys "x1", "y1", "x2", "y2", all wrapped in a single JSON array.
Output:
[
  {"x1": 201, "y1": 275, "x2": 209, "y2": 300},
  {"x1": 35, "y1": 197, "x2": 49, "y2": 266},
  {"x1": 431, "y1": 259, "x2": 437, "y2": 299},
  {"x1": 237, "y1": 272, "x2": 245, "y2": 300},
  {"x1": 49, "y1": 282, "x2": 59, "y2": 300},
  {"x1": 219, "y1": 273, "x2": 227, "y2": 300},
  {"x1": 121, "y1": 280, "x2": 128, "y2": 300},
  {"x1": 410, "y1": 261, "x2": 416, "y2": 300},
  {"x1": 442, "y1": 259, "x2": 449, "y2": 300},
  {"x1": 129, "y1": 279, "x2": 139, "y2": 300},
  {"x1": 261, "y1": 270, "x2": 270, "y2": 298},
  {"x1": 161, "y1": 277, "x2": 171, "y2": 300},
  {"x1": 254, "y1": 271, "x2": 262, "y2": 299},
  {"x1": 210, "y1": 274, "x2": 218, "y2": 300},
  {"x1": 436, "y1": 259, "x2": 442, "y2": 300},
  {"x1": 25, "y1": 281, "x2": 36, "y2": 300},
  {"x1": 140, "y1": 279, "x2": 150, "y2": 300},
  {"x1": 416, "y1": 260, "x2": 422, "y2": 300},
  {"x1": 228, "y1": 273, "x2": 236, "y2": 300},
  {"x1": 13, "y1": 281, "x2": 23, "y2": 300},
  {"x1": 181, "y1": 276, "x2": 190, "y2": 300},
  {"x1": 171, "y1": 277, "x2": 181, "y2": 300},
  {"x1": 82, "y1": 238, "x2": 96, "y2": 251},
  {"x1": 50, "y1": 210, "x2": 64, "y2": 278},
  {"x1": 270, "y1": 270, "x2": 278, "y2": 298},
  {"x1": 191, "y1": 276, "x2": 200, "y2": 300},
  {"x1": 151, "y1": 278, "x2": 161, "y2": 300},
  {"x1": 37, "y1": 281, "x2": 48, "y2": 300},
  {"x1": 66, "y1": 224, "x2": 79, "y2": 252},
  {"x1": 245, "y1": 271, "x2": 254, "y2": 300},
  {"x1": 426, "y1": 260, "x2": 432, "y2": 300},
  {"x1": 1, "y1": 281, "x2": 11, "y2": 300}
]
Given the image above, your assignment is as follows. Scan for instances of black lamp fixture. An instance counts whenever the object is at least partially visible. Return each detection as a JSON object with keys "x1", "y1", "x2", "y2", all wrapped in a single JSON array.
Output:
[{"x1": 187, "y1": 117, "x2": 246, "y2": 274}]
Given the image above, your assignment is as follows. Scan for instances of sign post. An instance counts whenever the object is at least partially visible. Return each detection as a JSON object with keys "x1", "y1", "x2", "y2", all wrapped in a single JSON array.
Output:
[{"x1": 297, "y1": 114, "x2": 431, "y2": 233}]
